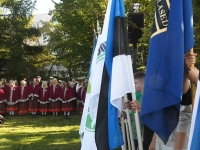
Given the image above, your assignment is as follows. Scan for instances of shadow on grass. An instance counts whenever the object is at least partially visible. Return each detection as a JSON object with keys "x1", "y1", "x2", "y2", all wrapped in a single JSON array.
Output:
[
  {"x1": 1, "y1": 130, "x2": 81, "y2": 150},
  {"x1": 3, "y1": 113, "x2": 82, "y2": 128},
  {"x1": 0, "y1": 114, "x2": 82, "y2": 150}
]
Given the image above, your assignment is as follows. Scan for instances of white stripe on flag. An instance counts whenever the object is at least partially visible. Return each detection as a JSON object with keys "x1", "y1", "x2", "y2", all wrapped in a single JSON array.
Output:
[{"x1": 111, "y1": 55, "x2": 135, "y2": 116}]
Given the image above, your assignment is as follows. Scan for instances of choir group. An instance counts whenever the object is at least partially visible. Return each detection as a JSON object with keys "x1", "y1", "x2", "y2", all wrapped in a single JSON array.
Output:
[{"x1": 0, "y1": 77, "x2": 87, "y2": 116}]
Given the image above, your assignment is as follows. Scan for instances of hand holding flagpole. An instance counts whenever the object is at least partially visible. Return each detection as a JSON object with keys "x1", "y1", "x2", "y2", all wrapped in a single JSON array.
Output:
[{"x1": 189, "y1": 48, "x2": 197, "y2": 108}]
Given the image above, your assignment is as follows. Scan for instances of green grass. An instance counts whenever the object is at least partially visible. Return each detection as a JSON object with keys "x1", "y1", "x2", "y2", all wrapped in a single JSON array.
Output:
[{"x1": 0, "y1": 114, "x2": 82, "y2": 150}]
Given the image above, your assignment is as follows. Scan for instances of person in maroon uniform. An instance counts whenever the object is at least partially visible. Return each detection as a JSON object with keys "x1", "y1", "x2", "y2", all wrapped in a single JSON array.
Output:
[
  {"x1": 68, "y1": 81, "x2": 77, "y2": 114},
  {"x1": 0, "y1": 81, "x2": 6, "y2": 115},
  {"x1": 49, "y1": 78, "x2": 60, "y2": 116},
  {"x1": 28, "y1": 78, "x2": 40, "y2": 115},
  {"x1": 77, "y1": 82, "x2": 86, "y2": 114},
  {"x1": 5, "y1": 80, "x2": 19, "y2": 115},
  {"x1": 18, "y1": 80, "x2": 29, "y2": 115},
  {"x1": 60, "y1": 81, "x2": 74, "y2": 116},
  {"x1": 38, "y1": 81, "x2": 49, "y2": 115}
]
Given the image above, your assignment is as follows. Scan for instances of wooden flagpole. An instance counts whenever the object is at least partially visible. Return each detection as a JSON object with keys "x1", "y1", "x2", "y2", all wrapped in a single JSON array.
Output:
[{"x1": 190, "y1": 48, "x2": 197, "y2": 108}]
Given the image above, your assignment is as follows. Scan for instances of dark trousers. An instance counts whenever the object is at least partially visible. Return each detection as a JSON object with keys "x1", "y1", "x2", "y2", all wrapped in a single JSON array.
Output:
[{"x1": 143, "y1": 125, "x2": 154, "y2": 150}]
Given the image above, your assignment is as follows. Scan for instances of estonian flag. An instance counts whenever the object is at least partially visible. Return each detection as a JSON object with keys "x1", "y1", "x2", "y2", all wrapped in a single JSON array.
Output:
[
  {"x1": 140, "y1": 0, "x2": 194, "y2": 143},
  {"x1": 188, "y1": 75, "x2": 200, "y2": 150},
  {"x1": 95, "y1": 0, "x2": 135, "y2": 149}
]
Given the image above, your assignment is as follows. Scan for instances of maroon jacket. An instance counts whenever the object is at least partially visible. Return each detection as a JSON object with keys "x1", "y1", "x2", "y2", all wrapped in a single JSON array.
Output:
[
  {"x1": 28, "y1": 84, "x2": 40, "y2": 98},
  {"x1": 77, "y1": 86, "x2": 86, "y2": 103},
  {"x1": 38, "y1": 87, "x2": 49, "y2": 104},
  {"x1": 49, "y1": 84, "x2": 60, "y2": 102},
  {"x1": 4, "y1": 85, "x2": 19, "y2": 105},
  {"x1": 19, "y1": 85, "x2": 29, "y2": 102}
]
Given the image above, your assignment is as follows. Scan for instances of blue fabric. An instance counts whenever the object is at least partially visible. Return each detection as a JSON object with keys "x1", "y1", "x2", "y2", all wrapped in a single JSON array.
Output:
[
  {"x1": 140, "y1": 0, "x2": 194, "y2": 144},
  {"x1": 190, "y1": 84, "x2": 200, "y2": 150},
  {"x1": 106, "y1": 0, "x2": 125, "y2": 149}
]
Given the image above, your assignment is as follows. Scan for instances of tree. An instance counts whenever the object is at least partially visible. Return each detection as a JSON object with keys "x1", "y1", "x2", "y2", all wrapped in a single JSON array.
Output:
[
  {"x1": 131, "y1": 0, "x2": 200, "y2": 69},
  {"x1": 47, "y1": 0, "x2": 133, "y2": 79},
  {"x1": 0, "y1": 0, "x2": 52, "y2": 80}
]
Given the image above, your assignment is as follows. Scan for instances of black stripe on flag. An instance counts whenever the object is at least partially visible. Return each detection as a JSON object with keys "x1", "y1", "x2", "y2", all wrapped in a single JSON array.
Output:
[
  {"x1": 113, "y1": 17, "x2": 130, "y2": 57},
  {"x1": 95, "y1": 66, "x2": 109, "y2": 150}
]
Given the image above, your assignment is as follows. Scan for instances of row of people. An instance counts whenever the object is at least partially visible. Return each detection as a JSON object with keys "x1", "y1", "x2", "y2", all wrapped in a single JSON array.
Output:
[{"x1": 0, "y1": 78, "x2": 87, "y2": 116}]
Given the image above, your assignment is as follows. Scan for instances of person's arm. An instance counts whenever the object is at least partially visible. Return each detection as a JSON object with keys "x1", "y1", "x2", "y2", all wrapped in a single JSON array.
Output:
[
  {"x1": 174, "y1": 105, "x2": 192, "y2": 150},
  {"x1": 148, "y1": 134, "x2": 156, "y2": 150},
  {"x1": 174, "y1": 132, "x2": 187, "y2": 150}
]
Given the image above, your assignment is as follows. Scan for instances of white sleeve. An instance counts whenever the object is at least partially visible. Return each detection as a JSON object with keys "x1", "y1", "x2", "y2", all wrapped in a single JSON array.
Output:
[{"x1": 176, "y1": 105, "x2": 192, "y2": 133}]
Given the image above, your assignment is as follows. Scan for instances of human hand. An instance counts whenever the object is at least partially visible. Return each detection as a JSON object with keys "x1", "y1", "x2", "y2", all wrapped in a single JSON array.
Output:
[
  {"x1": 130, "y1": 100, "x2": 141, "y2": 113},
  {"x1": 188, "y1": 67, "x2": 199, "y2": 84},
  {"x1": 184, "y1": 52, "x2": 197, "y2": 67}
]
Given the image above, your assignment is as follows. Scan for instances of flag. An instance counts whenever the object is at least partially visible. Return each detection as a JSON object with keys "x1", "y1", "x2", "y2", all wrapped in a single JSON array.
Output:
[
  {"x1": 79, "y1": 0, "x2": 112, "y2": 149},
  {"x1": 188, "y1": 77, "x2": 200, "y2": 150},
  {"x1": 88, "y1": 32, "x2": 97, "y2": 77},
  {"x1": 95, "y1": 0, "x2": 135, "y2": 149},
  {"x1": 140, "y1": 0, "x2": 194, "y2": 144}
]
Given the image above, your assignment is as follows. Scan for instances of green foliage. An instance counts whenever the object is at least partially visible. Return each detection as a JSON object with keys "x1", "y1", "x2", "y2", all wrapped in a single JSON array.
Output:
[
  {"x1": 0, "y1": 0, "x2": 54, "y2": 80},
  {"x1": 193, "y1": 0, "x2": 200, "y2": 68},
  {"x1": 47, "y1": 0, "x2": 133, "y2": 79},
  {"x1": 133, "y1": 0, "x2": 200, "y2": 69}
]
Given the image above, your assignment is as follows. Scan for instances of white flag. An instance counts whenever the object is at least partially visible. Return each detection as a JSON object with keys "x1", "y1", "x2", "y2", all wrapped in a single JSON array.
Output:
[{"x1": 79, "y1": 0, "x2": 112, "y2": 149}]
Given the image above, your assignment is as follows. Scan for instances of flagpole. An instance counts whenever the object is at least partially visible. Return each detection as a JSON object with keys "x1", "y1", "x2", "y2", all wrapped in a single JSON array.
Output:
[
  {"x1": 124, "y1": 119, "x2": 131, "y2": 150},
  {"x1": 131, "y1": 93, "x2": 143, "y2": 150},
  {"x1": 121, "y1": 115, "x2": 127, "y2": 150},
  {"x1": 124, "y1": 94, "x2": 135, "y2": 150},
  {"x1": 190, "y1": 48, "x2": 197, "y2": 108}
]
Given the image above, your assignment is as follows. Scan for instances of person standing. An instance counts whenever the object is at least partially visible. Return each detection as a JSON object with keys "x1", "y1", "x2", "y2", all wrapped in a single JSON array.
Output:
[
  {"x1": 77, "y1": 82, "x2": 86, "y2": 114},
  {"x1": 0, "y1": 81, "x2": 6, "y2": 115},
  {"x1": 38, "y1": 81, "x2": 49, "y2": 115},
  {"x1": 18, "y1": 80, "x2": 29, "y2": 115},
  {"x1": 49, "y1": 78, "x2": 60, "y2": 116},
  {"x1": 5, "y1": 80, "x2": 19, "y2": 115},
  {"x1": 60, "y1": 81, "x2": 73, "y2": 116},
  {"x1": 28, "y1": 78, "x2": 40, "y2": 116}
]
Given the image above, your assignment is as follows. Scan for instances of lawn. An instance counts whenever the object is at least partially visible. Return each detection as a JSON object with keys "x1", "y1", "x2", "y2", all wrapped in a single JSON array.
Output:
[{"x1": 0, "y1": 114, "x2": 82, "y2": 150}]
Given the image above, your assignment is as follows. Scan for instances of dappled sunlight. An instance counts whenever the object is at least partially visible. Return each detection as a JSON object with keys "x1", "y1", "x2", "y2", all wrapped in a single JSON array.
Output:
[{"x1": 0, "y1": 115, "x2": 81, "y2": 150}]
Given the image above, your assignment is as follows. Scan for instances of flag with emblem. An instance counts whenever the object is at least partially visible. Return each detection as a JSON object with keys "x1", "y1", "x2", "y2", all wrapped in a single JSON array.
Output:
[
  {"x1": 79, "y1": 0, "x2": 112, "y2": 149},
  {"x1": 140, "y1": 0, "x2": 194, "y2": 143}
]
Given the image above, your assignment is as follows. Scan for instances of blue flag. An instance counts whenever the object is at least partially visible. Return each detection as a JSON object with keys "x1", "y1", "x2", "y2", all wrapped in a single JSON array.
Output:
[
  {"x1": 188, "y1": 77, "x2": 200, "y2": 150},
  {"x1": 140, "y1": 0, "x2": 194, "y2": 143},
  {"x1": 95, "y1": 0, "x2": 135, "y2": 149}
]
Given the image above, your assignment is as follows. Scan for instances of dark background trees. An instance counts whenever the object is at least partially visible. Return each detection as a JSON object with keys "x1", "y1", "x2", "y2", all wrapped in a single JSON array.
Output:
[
  {"x1": 0, "y1": 0, "x2": 199, "y2": 81},
  {"x1": 0, "y1": 0, "x2": 44, "y2": 81}
]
